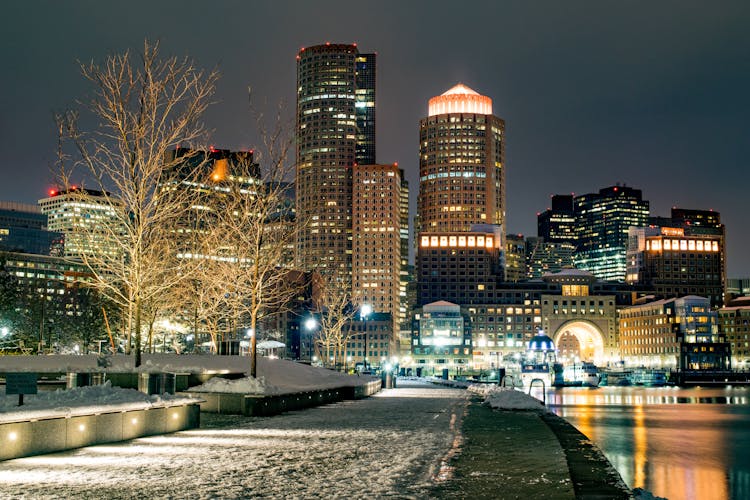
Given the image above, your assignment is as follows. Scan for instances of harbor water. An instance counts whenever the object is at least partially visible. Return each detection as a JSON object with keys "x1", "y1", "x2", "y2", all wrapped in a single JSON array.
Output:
[{"x1": 539, "y1": 385, "x2": 750, "y2": 500}]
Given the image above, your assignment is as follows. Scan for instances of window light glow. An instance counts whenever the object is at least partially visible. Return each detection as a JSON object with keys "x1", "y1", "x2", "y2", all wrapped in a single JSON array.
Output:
[{"x1": 428, "y1": 83, "x2": 492, "y2": 116}]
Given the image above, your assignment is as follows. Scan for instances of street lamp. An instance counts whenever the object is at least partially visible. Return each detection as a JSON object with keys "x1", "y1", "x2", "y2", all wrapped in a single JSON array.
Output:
[
  {"x1": 305, "y1": 317, "x2": 318, "y2": 362},
  {"x1": 360, "y1": 304, "x2": 372, "y2": 372}
]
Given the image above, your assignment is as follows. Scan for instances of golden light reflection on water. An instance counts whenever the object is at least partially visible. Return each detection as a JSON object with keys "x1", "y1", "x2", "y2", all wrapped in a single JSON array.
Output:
[
  {"x1": 633, "y1": 405, "x2": 646, "y2": 489},
  {"x1": 547, "y1": 387, "x2": 748, "y2": 500}
]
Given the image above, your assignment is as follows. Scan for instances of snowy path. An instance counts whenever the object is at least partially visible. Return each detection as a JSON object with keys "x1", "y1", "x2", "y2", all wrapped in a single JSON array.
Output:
[{"x1": 0, "y1": 380, "x2": 468, "y2": 499}]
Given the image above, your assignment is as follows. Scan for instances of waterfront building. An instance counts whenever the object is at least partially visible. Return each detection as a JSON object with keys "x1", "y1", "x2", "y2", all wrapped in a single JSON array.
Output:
[
  {"x1": 411, "y1": 301, "x2": 471, "y2": 374},
  {"x1": 717, "y1": 301, "x2": 750, "y2": 368},
  {"x1": 540, "y1": 269, "x2": 618, "y2": 365},
  {"x1": 626, "y1": 213, "x2": 725, "y2": 307},
  {"x1": 467, "y1": 300, "x2": 542, "y2": 369},
  {"x1": 38, "y1": 187, "x2": 124, "y2": 262},
  {"x1": 352, "y1": 163, "x2": 408, "y2": 330},
  {"x1": 619, "y1": 295, "x2": 730, "y2": 370},
  {"x1": 537, "y1": 194, "x2": 576, "y2": 244},
  {"x1": 295, "y1": 43, "x2": 376, "y2": 280},
  {"x1": 0, "y1": 202, "x2": 61, "y2": 255},
  {"x1": 573, "y1": 185, "x2": 650, "y2": 282}
]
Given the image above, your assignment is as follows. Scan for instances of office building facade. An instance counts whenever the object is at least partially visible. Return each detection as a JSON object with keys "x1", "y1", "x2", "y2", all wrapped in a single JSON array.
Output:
[
  {"x1": 352, "y1": 163, "x2": 408, "y2": 328},
  {"x1": 573, "y1": 185, "x2": 650, "y2": 282},
  {"x1": 0, "y1": 202, "x2": 61, "y2": 256},
  {"x1": 295, "y1": 43, "x2": 376, "y2": 280}
]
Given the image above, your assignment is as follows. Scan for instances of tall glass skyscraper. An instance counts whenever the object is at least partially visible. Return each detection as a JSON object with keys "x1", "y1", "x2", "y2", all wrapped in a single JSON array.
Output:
[
  {"x1": 295, "y1": 43, "x2": 376, "y2": 279},
  {"x1": 574, "y1": 185, "x2": 650, "y2": 282}
]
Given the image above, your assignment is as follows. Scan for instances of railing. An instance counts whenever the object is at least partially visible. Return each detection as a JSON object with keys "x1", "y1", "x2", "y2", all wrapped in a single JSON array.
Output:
[{"x1": 528, "y1": 378, "x2": 546, "y2": 405}]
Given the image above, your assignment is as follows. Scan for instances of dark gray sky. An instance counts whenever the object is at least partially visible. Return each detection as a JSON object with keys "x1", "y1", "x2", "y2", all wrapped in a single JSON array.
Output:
[{"x1": 2, "y1": 1, "x2": 749, "y2": 275}]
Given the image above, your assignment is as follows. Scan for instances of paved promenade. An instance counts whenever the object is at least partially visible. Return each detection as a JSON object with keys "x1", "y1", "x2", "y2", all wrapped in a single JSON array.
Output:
[{"x1": 0, "y1": 380, "x2": 629, "y2": 499}]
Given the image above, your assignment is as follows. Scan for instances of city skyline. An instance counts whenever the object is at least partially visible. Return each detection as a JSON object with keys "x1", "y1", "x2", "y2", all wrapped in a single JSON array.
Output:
[{"x1": 1, "y1": 1, "x2": 749, "y2": 275}]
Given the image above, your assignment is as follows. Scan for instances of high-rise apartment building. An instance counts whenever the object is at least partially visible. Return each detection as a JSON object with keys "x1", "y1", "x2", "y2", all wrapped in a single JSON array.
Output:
[
  {"x1": 295, "y1": 43, "x2": 376, "y2": 280},
  {"x1": 352, "y1": 163, "x2": 408, "y2": 326},
  {"x1": 574, "y1": 185, "x2": 650, "y2": 281},
  {"x1": 416, "y1": 84, "x2": 506, "y2": 306},
  {"x1": 38, "y1": 188, "x2": 124, "y2": 261},
  {"x1": 417, "y1": 84, "x2": 505, "y2": 234}
]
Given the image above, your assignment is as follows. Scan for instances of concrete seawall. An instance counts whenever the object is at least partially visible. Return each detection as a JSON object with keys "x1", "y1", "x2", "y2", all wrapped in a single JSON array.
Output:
[
  {"x1": 0, "y1": 402, "x2": 201, "y2": 461},
  {"x1": 430, "y1": 394, "x2": 631, "y2": 499},
  {"x1": 540, "y1": 411, "x2": 632, "y2": 499},
  {"x1": 183, "y1": 379, "x2": 383, "y2": 416}
]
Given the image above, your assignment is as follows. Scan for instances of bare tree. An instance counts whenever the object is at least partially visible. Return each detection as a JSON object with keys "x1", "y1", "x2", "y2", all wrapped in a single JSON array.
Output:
[
  {"x1": 314, "y1": 276, "x2": 356, "y2": 369},
  {"x1": 55, "y1": 40, "x2": 218, "y2": 366}
]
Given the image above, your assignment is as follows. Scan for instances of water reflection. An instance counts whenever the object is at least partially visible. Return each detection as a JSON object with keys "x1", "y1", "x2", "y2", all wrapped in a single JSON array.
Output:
[{"x1": 544, "y1": 387, "x2": 750, "y2": 500}]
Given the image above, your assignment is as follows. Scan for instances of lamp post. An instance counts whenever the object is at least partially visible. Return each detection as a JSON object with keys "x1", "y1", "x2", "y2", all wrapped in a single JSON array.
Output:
[
  {"x1": 305, "y1": 317, "x2": 318, "y2": 362},
  {"x1": 360, "y1": 304, "x2": 372, "y2": 372}
]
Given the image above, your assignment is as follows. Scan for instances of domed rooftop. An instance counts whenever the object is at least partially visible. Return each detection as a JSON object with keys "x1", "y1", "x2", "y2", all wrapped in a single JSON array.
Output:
[
  {"x1": 441, "y1": 83, "x2": 480, "y2": 96},
  {"x1": 527, "y1": 330, "x2": 555, "y2": 352},
  {"x1": 428, "y1": 82, "x2": 493, "y2": 116}
]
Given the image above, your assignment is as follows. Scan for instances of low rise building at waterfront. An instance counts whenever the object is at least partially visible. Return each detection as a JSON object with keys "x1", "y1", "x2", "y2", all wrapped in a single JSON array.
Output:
[{"x1": 619, "y1": 295, "x2": 730, "y2": 369}]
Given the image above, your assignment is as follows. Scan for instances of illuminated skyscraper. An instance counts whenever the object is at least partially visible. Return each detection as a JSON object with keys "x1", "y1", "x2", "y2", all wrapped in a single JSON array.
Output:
[
  {"x1": 352, "y1": 163, "x2": 407, "y2": 329},
  {"x1": 573, "y1": 185, "x2": 650, "y2": 282},
  {"x1": 537, "y1": 194, "x2": 576, "y2": 244},
  {"x1": 295, "y1": 43, "x2": 376, "y2": 279},
  {"x1": 38, "y1": 187, "x2": 124, "y2": 261},
  {"x1": 355, "y1": 53, "x2": 376, "y2": 165},
  {"x1": 417, "y1": 83, "x2": 505, "y2": 234},
  {"x1": 416, "y1": 84, "x2": 506, "y2": 305}
]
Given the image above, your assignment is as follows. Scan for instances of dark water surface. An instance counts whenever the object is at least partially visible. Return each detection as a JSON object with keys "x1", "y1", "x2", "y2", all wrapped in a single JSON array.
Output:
[{"x1": 541, "y1": 386, "x2": 750, "y2": 500}]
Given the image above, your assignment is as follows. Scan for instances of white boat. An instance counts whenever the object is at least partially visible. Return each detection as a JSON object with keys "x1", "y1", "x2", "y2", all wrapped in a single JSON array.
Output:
[{"x1": 561, "y1": 362, "x2": 601, "y2": 387}]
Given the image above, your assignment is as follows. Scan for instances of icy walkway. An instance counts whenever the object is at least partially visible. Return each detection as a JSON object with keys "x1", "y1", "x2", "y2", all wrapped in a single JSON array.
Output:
[{"x1": 0, "y1": 379, "x2": 468, "y2": 499}]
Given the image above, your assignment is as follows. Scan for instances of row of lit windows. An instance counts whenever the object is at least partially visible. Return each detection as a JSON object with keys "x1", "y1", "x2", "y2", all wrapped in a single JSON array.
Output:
[{"x1": 647, "y1": 238, "x2": 719, "y2": 252}]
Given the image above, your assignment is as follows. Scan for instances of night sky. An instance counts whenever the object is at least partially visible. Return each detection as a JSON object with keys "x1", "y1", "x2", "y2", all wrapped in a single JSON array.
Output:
[{"x1": 2, "y1": 1, "x2": 749, "y2": 275}]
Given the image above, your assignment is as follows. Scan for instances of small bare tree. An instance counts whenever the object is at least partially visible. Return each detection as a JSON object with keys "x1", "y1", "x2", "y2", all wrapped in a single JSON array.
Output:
[
  {"x1": 185, "y1": 100, "x2": 308, "y2": 377},
  {"x1": 55, "y1": 40, "x2": 218, "y2": 366},
  {"x1": 314, "y1": 276, "x2": 356, "y2": 369}
]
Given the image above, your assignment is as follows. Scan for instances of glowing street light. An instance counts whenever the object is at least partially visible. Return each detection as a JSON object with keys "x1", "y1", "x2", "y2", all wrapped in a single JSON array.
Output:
[
  {"x1": 360, "y1": 304, "x2": 372, "y2": 371},
  {"x1": 305, "y1": 317, "x2": 318, "y2": 361}
]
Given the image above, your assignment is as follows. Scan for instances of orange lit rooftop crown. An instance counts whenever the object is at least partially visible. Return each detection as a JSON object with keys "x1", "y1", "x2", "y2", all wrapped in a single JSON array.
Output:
[{"x1": 428, "y1": 83, "x2": 492, "y2": 116}]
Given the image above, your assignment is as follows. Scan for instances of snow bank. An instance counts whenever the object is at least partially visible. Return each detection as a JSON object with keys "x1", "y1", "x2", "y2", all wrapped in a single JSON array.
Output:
[
  {"x1": 482, "y1": 386, "x2": 549, "y2": 412},
  {"x1": 0, "y1": 381, "x2": 200, "y2": 424},
  {"x1": 0, "y1": 354, "x2": 376, "y2": 396},
  {"x1": 189, "y1": 376, "x2": 273, "y2": 394}
]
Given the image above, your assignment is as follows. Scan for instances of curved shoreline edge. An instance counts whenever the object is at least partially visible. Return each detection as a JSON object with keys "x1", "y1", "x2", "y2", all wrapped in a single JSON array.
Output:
[{"x1": 540, "y1": 411, "x2": 632, "y2": 499}]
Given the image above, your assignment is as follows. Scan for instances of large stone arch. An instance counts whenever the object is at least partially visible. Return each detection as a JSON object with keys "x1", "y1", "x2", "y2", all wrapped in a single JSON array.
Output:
[{"x1": 551, "y1": 320, "x2": 606, "y2": 365}]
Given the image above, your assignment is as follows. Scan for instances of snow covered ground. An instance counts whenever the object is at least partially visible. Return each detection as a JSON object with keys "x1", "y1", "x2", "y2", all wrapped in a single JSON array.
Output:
[
  {"x1": 0, "y1": 354, "x2": 372, "y2": 393},
  {"x1": 0, "y1": 380, "x2": 469, "y2": 499},
  {"x1": 0, "y1": 382, "x2": 199, "y2": 424}
]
